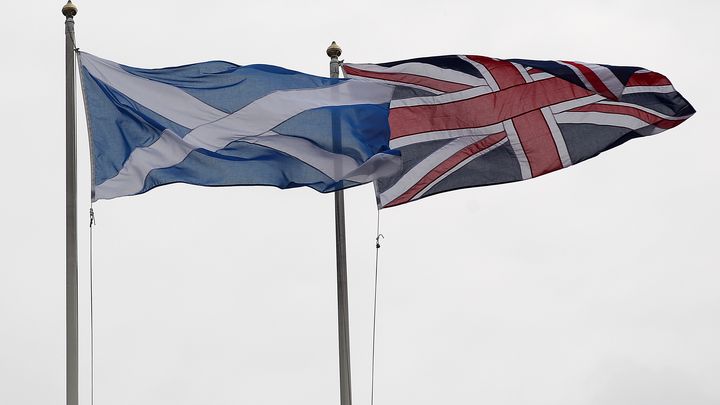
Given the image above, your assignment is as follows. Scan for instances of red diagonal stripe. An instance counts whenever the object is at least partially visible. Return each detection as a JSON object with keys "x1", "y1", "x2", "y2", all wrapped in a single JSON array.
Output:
[
  {"x1": 569, "y1": 103, "x2": 684, "y2": 129},
  {"x1": 389, "y1": 77, "x2": 594, "y2": 139},
  {"x1": 626, "y1": 71, "x2": 672, "y2": 87},
  {"x1": 385, "y1": 132, "x2": 508, "y2": 207},
  {"x1": 563, "y1": 61, "x2": 615, "y2": 100},
  {"x1": 466, "y1": 55, "x2": 527, "y2": 89},
  {"x1": 343, "y1": 66, "x2": 472, "y2": 93},
  {"x1": 512, "y1": 110, "x2": 563, "y2": 177}
]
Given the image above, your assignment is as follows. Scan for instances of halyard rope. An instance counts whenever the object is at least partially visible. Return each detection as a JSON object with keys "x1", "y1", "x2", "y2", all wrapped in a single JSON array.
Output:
[
  {"x1": 89, "y1": 207, "x2": 96, "y2": 405},
  {"x1": 371, "y1": 209, "x2": 383, "y2": 405}
]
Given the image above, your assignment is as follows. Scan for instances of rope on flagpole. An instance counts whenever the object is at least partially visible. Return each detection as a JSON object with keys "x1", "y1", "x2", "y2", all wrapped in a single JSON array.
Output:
[
  {"x1": 89, "y1": 207, "x2": 96, "y2": 405},
  {"x1": 370, "y1": 208, "x2": 383, "y2": 405}
]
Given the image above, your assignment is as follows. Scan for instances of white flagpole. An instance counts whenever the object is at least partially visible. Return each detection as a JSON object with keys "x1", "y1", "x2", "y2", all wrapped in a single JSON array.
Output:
[
  {"x1": 328, "y1": 41, "x2": 352, "y2": 405},
  {"x1": 62, "y1": 2, "x2": 79, "y2": 405}
]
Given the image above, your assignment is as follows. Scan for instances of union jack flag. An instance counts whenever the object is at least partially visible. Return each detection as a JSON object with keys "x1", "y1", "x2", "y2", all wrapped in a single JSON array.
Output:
[{"x1": 343, "y1": 55, "x2": 694, "y2": 208}]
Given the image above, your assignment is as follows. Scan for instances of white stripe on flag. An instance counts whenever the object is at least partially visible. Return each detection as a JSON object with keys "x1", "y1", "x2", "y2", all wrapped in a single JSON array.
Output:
[
  {"x1": 344, "y1": 62, "x2": 488, "y2": 87},
  {"x1": 236, "y1": 131, "x2": 367, "y2": 179},
  {"x1": 541, "y1": 107, "x2": 573, "y2": 168},
  {"x1": 503, "y1": 119, "x2": 532, "y2": 179},
  {"x1": 512, "y1": 62, "x2": 533, "y2": 83},
  {"x1": 583, "y1": 62, "x2": 625, "y2": 98},
  {"x1": 389, "y1": 123, "x2": 505, "y2": 148},
  {"x1": 550, "y1": 94, "x2": 606, "y2": 114},
  {"x1": 389, "y1": 85, "x2": 494, "y2": 109},
  {"x1": 555, "y1": 111, "x2": 651, "y2": 129},
  {"x1": 459, "y1": 55, "x2": 500, "y2": 92},
  {"x1": 622, "y1": 85, "x2": 676, "y2": 95},
  {"x1": 378, "y1": 135, "x2": 491, "y2": 207},
  {"x1": 79, "y1": 52, "x2": 227, "y2": 129},
  {"x1": 344, "y1": 75, "x2": 443, "y2": 95},
  {"x1": 530, "y1": 72, "x2": 553, "y2": 81},
  {"x1": 409, "y1": 138, "x2": 509, "y2": 202},
  {"x1": 558, "y1": 61, "x2": 595, "y2": 93},
  {"x1": 94, "y1": 129, "x2": 194, "y2": 200},
  {"x1": 343, "y1": 152, "x2": 402, "y2": 184},
  {"x1": 597, "y1": 100, "x2": 693, "y2": 120}
]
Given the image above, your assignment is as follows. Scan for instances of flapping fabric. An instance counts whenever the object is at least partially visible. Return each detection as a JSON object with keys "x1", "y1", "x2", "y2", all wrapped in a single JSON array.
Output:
[
  {"x1": 344, "y1": 55, "x2": 694, "y2": 208},
  {"x1": 79, "y1": 52, "x2": 398, "y2": 201}
]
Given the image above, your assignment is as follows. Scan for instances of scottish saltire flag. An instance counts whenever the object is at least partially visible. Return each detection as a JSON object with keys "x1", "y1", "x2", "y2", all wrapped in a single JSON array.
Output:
[
  {"x1": 78, "y1": 52, "x2": 398, "y2": 201},
  {"x1": 344, "y1": 56, "x2": 694, "y2": 208}
]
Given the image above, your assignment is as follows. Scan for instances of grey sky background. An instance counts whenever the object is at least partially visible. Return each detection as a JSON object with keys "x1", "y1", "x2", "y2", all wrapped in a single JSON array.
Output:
[{"x1": 1, "y1": 1, "x2": 718, "y2": 404}]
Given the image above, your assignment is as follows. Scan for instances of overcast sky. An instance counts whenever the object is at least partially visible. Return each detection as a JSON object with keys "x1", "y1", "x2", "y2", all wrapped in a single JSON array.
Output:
[{"x1": 1, "y1": 1, "x2": 718, "y2": 404}]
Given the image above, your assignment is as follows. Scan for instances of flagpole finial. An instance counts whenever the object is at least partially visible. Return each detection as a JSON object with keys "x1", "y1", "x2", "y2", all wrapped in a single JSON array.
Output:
[
  {"x1": 62, "y1": 1, "x2": 78, "y2": 18},
  {"x1": 327, "y1": 41, "x2": 342, "y2": 58}
]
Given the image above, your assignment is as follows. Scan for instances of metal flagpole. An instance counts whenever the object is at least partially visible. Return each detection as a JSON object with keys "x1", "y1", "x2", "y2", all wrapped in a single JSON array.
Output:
[
  {"x1": 62, "y1": 2, "x2": 79, "y2": 405},
  {"x1": 327, "y1": 41, "x2": 352, "y2": 405}
]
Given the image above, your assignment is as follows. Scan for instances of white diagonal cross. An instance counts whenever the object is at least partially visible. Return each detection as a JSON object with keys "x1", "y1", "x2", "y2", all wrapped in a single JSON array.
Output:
[{"x1": 80, "y1": 53, "x2": 396, "y2": 200}]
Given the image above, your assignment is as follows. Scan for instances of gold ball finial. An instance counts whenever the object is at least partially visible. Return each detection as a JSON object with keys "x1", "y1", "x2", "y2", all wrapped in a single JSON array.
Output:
[
  {"x1": 62, "y1": 1, "x2": 78, "y2": 18},
  {"x1": 326, "y1": 41, "x2": 342, "y2": 58}
]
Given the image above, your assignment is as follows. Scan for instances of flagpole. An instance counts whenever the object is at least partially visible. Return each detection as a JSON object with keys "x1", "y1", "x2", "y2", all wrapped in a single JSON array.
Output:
[
  {"x1": 62, "y1": 2, "x2": 79, "y2": 405},
  {"x1": 328, "y1": 41, "x2": 352, "y2": 405}
]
